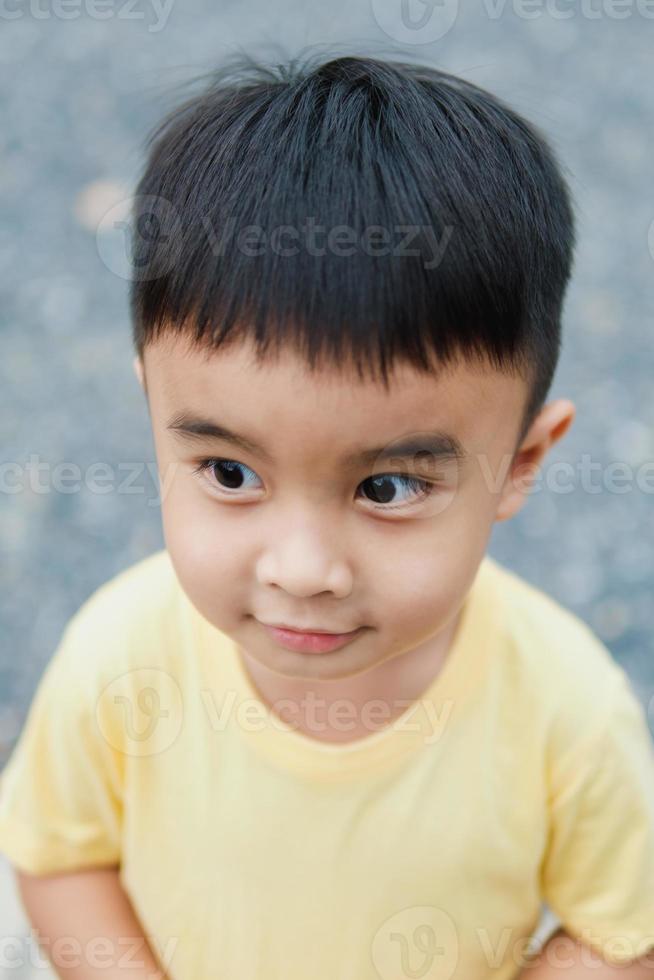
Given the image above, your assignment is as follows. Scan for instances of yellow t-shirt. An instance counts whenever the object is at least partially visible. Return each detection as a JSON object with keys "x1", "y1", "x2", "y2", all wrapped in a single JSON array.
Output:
[{"x1": 1, "y1": 549, "x2": 653, "y2": 979}]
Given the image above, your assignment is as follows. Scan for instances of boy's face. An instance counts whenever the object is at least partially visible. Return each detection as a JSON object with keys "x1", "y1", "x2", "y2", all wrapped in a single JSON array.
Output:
[{"x1": 136, "y1": 333, "x2": 574, "y2": 682}]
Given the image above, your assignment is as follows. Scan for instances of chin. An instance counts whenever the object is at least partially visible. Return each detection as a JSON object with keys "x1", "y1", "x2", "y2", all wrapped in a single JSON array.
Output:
[{"x1": 246, "y1": 633, "x2": 379, "y2": 682}]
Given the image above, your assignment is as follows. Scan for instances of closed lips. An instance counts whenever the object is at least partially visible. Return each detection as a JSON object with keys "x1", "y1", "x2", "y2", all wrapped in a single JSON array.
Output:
[{"x1": 264, "y1": 622, "x2": 357, "y2": 634}]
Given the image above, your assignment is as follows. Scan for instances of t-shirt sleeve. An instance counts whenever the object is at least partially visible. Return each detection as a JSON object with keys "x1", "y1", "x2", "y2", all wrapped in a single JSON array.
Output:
[
  {"x1": 540, "y1": 664, "x2": 654, "y2": 964},
  {"x1": 0, "y1": 613, "x2": 123, "y2": 875}
]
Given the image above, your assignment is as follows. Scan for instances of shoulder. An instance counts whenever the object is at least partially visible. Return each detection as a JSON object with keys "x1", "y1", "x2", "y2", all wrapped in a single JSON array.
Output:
[
  {"x1": 51, "y1": 549, "x2": 186, "y2": 694},
  {"x1": 75, "y1": 547, "x2": 176, "y2": 614},
  {"x1": 479, "y1": 555, "x2": 632, "y2": 748}
]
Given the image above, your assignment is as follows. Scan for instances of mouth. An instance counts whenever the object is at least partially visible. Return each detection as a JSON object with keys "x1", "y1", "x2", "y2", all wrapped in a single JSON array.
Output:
[{"x1": 257, "y1": 621, "x2": 364, "y2": 654}]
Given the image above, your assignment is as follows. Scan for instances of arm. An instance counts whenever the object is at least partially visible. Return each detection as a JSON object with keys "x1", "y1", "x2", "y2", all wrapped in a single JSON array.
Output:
[
  {"x1": 14, "y1": 864, "x2": 170, "y2": 980},
  {"x1": 517, "y1": 927, "x2": 654, "y2": 979}
]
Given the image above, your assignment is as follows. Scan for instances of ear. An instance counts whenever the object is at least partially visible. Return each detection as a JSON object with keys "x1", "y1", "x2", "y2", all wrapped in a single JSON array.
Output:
[
  {"x1": 495, "y1": 398, "x2": 576, "y2": 524},
  {"x1": 133, "y1": 355, "x2": 145, "y2": 390}
]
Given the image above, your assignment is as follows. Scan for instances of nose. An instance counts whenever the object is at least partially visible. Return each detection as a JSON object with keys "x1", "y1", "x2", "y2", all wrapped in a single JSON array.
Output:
[{"x1": 255, "y1": 512, "x2": 354, "y2": 598}]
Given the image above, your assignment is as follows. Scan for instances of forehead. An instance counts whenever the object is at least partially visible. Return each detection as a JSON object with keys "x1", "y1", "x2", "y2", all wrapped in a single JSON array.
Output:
[{"x1": 142, "y1": 334, "x2": 527, "y2": 457}]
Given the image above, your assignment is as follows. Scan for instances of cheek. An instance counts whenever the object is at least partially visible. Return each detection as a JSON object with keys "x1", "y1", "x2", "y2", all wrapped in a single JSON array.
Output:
[
  {"x1": 159, "y1": 482, "x2": 249, "y2": 623},
  {"x1": 165, "y1": 524, "x2": 248, "y2": 633},
  {"x1": 377, "y1": 549, "x2": 462, "y2": 623},
  {"x1": 369, "y1": 510, "x2": 488, "y2": 633},
  {"x1": 159, "y1": 459, "x2": 228, "y2": 555}
]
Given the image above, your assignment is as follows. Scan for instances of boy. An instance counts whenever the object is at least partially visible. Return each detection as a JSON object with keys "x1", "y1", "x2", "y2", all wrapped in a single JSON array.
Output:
[{"x1": 1, "y1": 51, "x2": 653, "y2": 980}]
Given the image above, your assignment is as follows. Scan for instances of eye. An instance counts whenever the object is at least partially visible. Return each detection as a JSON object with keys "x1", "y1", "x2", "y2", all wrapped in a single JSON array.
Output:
[
  {"x1": 193, "y1": 458, "x2": 263, "y2": 496},
  {"x1": 357, "y1": 472, "x2": 437, "y2": 510},
  {"x1": 192, "y1": 459, "x2": 439, "y2": 510}
]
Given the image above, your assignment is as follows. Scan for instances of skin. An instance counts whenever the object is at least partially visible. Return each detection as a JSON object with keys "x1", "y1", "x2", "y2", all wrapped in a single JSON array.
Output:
[{"x1": 134, "y1": 332, "x2": 575, "y2": 744}]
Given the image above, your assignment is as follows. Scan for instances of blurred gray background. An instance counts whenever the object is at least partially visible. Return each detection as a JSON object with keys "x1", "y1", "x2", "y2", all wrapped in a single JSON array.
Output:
[
  {"x1": 2, "y1": 0, "x2": 654, "y2": 788},
  {"x1": 1, "y1": 1, "x2": 653, "y2": 974}
]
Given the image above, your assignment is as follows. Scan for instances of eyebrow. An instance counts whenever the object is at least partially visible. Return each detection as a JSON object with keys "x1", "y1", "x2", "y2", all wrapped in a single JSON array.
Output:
[{"x1": 166, "y1": 412, "x2": 468, "y2": 467}]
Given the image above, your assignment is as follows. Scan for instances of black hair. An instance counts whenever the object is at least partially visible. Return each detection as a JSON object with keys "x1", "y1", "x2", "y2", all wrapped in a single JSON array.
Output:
[{"x1": 129, "y1": 48, "x2": 577, "y2": 452}]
